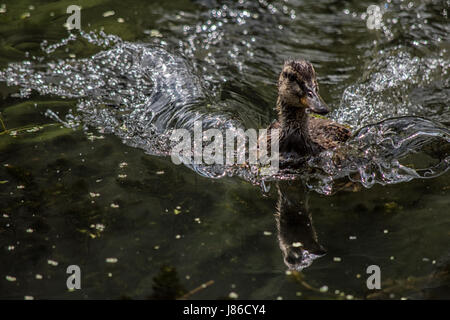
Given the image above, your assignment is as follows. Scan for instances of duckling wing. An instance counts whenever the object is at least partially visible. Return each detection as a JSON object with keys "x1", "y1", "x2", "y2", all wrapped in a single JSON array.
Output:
[{"x1": 308, "y1": 116, "x2": 351, "y2": 150}]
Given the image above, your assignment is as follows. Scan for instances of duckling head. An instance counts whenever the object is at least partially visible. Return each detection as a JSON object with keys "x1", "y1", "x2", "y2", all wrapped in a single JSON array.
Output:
[{"x1": 277, "y1": 60, "x2": 329, "y2": 115}]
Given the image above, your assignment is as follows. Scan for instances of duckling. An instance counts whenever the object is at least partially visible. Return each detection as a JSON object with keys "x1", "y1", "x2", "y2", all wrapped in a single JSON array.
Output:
[{"x1": 266, "y1": 60, "x2": 351, "y2": 160}]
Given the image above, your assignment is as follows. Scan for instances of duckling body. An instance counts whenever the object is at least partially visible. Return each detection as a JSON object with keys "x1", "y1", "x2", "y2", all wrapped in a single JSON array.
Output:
[
  {"x1": 268, "y1": 116, "x2": 351, "y2": 156},
  {"x1": 266, "y1": 60, "x2": 351, "y2": 159}
]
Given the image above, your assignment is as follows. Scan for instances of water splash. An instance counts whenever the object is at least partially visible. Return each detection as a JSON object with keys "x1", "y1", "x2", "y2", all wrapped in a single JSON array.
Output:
[
  {"x1": 1, "y1": 31, "x2": 239, "y2": 152},
  {"x1": 0, "y1": 4, "x2": 449, "y2": 194},
  {"x1": 304, "y1": 116, "x2": 450, "y2": 194},
  {"x1": 334, "y1": 49, "x2": 449, "y2": 128}
]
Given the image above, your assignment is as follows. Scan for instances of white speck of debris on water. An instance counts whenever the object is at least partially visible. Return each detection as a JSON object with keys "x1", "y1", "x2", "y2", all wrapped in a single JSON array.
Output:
[
  {"x1": 319, "y1": 286, "x2": 328, "y2": 293},
  {"x1": 346, "y1": 295, "x2": 354, "y2": 300},
  {"x1": 86, "y1": 134, "x2": 105, "y2": 142},
  {"x1": 292, "y1": 242, "x2": 302, "y2": 247},
  {"x1": 117, "y1": 18, "x2": 125, "y2": 23},
  {"x1": 285, "y1": 270, "x2": 292, "y2": 276},
  {"x1": 118, "y1": 174, "x2": 127, "y2": 179},
  {"x1": 383, "y1": 229, "x2": 389, "y2": 234},
  {"x1": 276, "y1": 296, "x2": 283, "y2": 300},
  {"x1": 89, "y1": 192, "x2": 100, "y2": 198},
  {"x1": 47, "y1": 260, "x2": 58, "y2": 266},
  {"x1": 35, "y1": 274, "x2": 43, "y2": 280},
  {"x1": 20, "y1": 12, "x2": 31, "y2": 19},
  {"x1": 175, "y1": 234, "x2": 181, "y2": 239},
  {"x1": 24, "y1": 296, "x2": 34, "y2": 300},
  {"x1": 119, "y1": 162, "x2": 128, "y2": 168},
  {"x1": 110, "y1": 203, "x2": 119, "y2": 209},
  {"x1": 228, "y1": 292, "x2": 238, "y2": 299},
  {"x1": 93, "y1": 224, "x2": 105, "y2": 232},
  {"x1": 156, "y1": 171, "x2": 165, "y2": 175},
  {"x1": 106, "y1": 258, "x2": 118, "y2": 264},
  {"x1": 333, "y1": 257, "x2": 342, "y2": 262},
  {"x1": 349, "y1": 236, "x2": 357, "y2": 240},
  {"x1": 263, "y1": 231, "x2": 272, "y2": 236},
  {"x1": 103, "y1": 11, "x2": 115, "y2": 17},
  {"x1": 6, "y1": 275, "x2": 16, "y2": 282},
  {"x1": 26, "y1": 228, "x2": 34, "y2": 233},
  {"x1": 145, "y1": 29, "x2": 163, "y2": 37},
  {"x1": 154, "y1": 245, "x2": 160, "y2": 250},
  {"x1": 390, "y1": 256, "x2": 395, "y2": 260}
]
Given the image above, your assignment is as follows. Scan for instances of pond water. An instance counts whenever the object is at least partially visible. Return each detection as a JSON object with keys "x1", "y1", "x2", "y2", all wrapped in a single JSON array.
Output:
[{"x1": 0, "y1": 0, "x2": 449, "y2": 299}]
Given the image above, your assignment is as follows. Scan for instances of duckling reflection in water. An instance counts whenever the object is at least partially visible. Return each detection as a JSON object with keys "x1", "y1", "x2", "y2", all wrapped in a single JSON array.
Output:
[
  {"x1": 275, "y1": 181, "x2": 326, "y2": 270},
  {"x1": 265, "y1": 60, "x2": 351, "y2": 164}
]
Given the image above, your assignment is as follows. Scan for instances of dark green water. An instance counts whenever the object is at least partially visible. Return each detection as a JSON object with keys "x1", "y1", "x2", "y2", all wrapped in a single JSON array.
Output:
[{"x1": 0, "y1": 0, "x2": 449, "y2": 299}]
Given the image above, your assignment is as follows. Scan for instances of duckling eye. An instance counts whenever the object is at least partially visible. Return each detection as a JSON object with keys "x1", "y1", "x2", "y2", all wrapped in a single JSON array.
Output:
[
  {"x1": 283, "y1": 72, "x2": 296, "y2": 82},
  {"x1": 307, "y1": 90, "x2": 314, "y2": 97}
]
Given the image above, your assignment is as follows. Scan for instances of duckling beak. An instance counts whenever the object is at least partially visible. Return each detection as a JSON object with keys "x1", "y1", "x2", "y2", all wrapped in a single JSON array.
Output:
[{"x1": 304, "y1": 93, "x2": 329, "y2": 115}]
